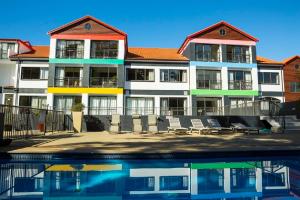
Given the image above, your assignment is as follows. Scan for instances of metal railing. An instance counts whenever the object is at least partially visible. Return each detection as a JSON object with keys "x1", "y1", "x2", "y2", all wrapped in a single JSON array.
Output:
[
  {"x1": 56, "y1": 47, "x2": 84, "y2": 59},
  {"x1": 195, "y1": 51, "x2": 221, "y2": 62},
  {"x1": 197, "y1": 80, "x2": 222, "y2": 90},
  {"x1": 89, "y1": 77, "x2": 117, "y2": 87},
  {"x1": 55, "y1": 77, "x2": 82, "y2": 87},
  {"x1": 0, "y1": 104, "x2": 73, "y2": 140},
  {"x1": 228, "y1": 80, "x2": 252, "y2": 90},
  {"x1": 88, "y1": 107, "x2": 118, "y2": 115},
  {"x1": 225, "y1": 52, "x2": 251, "y2": 63},
  {"x1": 90, "y1": 49, "x2": 118, "y2": 59}
]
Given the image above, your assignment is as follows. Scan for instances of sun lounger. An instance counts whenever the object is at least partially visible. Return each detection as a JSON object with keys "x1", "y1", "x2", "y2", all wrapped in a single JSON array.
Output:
[
  {"x1": 110, "y1": 114, "x2": 121, "y2": 133},
  {"x1": 189, "y1": 119, "x2": 211, "y2": 134},
  {"x1": 148, "y1": 115, "x2": 158, "y2": 133},
  {"x1": 207, "y1": 118, "x2": 233, "y2": 133},
  {"x1": 231, "y1": 123, "x2": 259, "y2": 134},
  {"x1": 167, "y1": 118, "x2": 188, "y2": 134}
]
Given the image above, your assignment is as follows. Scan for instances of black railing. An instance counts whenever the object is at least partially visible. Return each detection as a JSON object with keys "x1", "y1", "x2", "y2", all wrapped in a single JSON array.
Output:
[
  {"x1": 88, "y1": 107, "x2": 118, "y2": 115},
  {"x1": 197, "y1": 80, "x2": 222, "y2": 90},
  {"x1": 195, "y1": 51, "x2": 221, "y2": 62},
  {"x1": 225, "y1": 52, "x2": 251, "y2": 63},
  {"x1": 91, "y1": 49, "x2": 118, "y2": 59},
  {"x1": 229, "y1": 80, "x2": 252, "y2": 90},
  {"x1": 55, "y1": 77, "x2": 82, "y2": 87},
  {"x1": 0, "y1": 104, "x2": 73, "y2": 140},
  {"x1": 89, "y1": 77, "x2": 117, "y2": 87},
  {"x1": 56, "y1": 47, "x2": 84, "y2": 59}
]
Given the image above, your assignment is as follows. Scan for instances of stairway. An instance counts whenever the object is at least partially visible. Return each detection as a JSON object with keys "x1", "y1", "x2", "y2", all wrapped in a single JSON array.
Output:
[{"x1": 261, "y1": 115, "x2": 300, "y2": 130}]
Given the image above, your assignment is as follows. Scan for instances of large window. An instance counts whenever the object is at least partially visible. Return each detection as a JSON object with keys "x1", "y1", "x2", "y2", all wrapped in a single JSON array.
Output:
[
  {"x1": 55, "y1": 67, "x2": 82, "y2": 87},
  {"x1": 258, "y1": 72, "x2": 279, "y2": 85},
  {"x1": 231, "y1": 168, "x2": 256, "y2": 192},
  {"x1": 126, "y1": 177, "x2": 155, "y2": 191},
  {"x1": 290, "y1": 82, "x2": 300, "y2": 93},
  {"x1": 89, "y1": 96, "x2": 117, "y2": 115},
  {"x1": 127, "y1": 69, "x2": 154, "y2": 81},
  {"x1": 228, "y1": 70, "x2": 252, "y2": 90},
  {"x1": 56, "y1": 40, "x2": 84, "y2": 59},
  {"x1": 21, "y1": 67, "x2": 48, "y2": 80},
  {"x1": 160, "y1": 176, "x2": 188, "y2": 191},
  {"x1": 126, "y1": 97, "x2": 154, "y2": 115},
  {"x1": 196, "y1": 97, "x2": 222, "y2": 116},
  {"x1": 196, "y1": 70, "x2": 221, "y2": 89},
  {"x1": 195, "y1": 44, "x2": 220, "y2": 62},
  {"x1": 54, "y1": 96, "x2": 82, "y2": 114},
  {"x1": 19, "y1": 96, "x2": 47, "y2": 109},
  {"x1": 160, "y1": 69, "x2": 187, "y2": 82},
  {"x1": 160, "y1": 98, "x2": 187, "y2": 116},
  {"x1": 226, "y1": 45, "x2": 250, "y2": 63},
  {"x1": 90, "y1": 67, "x2": 117, "y2": 87},
  {"x1": 229, "y1": 98, "x2": 253, "y2": 115},
  {"x1": 0, "y1": 42, "x2": 15, "y2": 59},
  {"x1": 198, "y1": 169, "x2": 224, "y2": 193},
  {"x1": 91, "y1": 40, "x2": 118, "y2": 58}
]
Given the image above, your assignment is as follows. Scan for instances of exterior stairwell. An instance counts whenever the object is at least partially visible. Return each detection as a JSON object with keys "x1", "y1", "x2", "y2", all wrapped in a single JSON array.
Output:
[{"x1": 261, "y1": 115, "x2": 300, "y2": 131}]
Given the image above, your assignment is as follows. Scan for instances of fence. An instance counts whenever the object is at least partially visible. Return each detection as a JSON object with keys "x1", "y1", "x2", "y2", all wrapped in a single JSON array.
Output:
[{"x1": 0, "y1": 104, "x2": 73, "y2": 140}]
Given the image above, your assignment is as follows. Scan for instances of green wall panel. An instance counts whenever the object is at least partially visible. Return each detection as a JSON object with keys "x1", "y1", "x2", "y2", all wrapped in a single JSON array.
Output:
[
  {"x1": 49, "y1": 58, "x2": 124, "y2": 65},
  {"x1": 191, "y1": 89, "x2": 259, "y2": 96}
]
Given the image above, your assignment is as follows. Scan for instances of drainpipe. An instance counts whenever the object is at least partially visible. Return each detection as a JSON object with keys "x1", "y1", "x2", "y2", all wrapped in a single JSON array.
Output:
[{"x1": 15, "y1": 58, "x2": 21, "y2": 106}]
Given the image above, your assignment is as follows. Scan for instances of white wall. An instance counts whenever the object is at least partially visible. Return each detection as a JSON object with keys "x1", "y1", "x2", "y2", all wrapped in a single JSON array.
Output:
[
  {"x1": 0, "y1": 62, "x2": 17, "y2": 87},
  {"x1": 18, "y1": 63, "x2": 49, "y2": 89}
]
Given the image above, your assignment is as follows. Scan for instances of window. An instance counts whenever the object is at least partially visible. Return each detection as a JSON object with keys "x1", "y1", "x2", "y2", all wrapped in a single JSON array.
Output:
[
  {"x1": 0, "y1": 42, "x2": 15, "y2": 59},
  {"x1": 196, "y1": 70, "x2": 221, "y2": 89},
  {"x1": 21, "y1": 67, "x2": 48, "y2": 80},
  {"x1": 91, "y1": 40, "x2": 118, "y2": 58},
  {"x1": 90, "y1": 67, "x2": 117, "y2": 87},
  {"x1": 55, "y1": 67, "x2": 82, "y2": 87},
  {"x1": 195, "y1": 44, "x2": 220, "y2": 62},
  {"x1": 127, "y1": 68, "x2": 154, "y2": 81},
  {"x1": 160, "y1": 176, "x2": 188, "y2": 190},
  {"x1": 290, "y1": 82, "x2": 300, "y2": 92},
  {"x1": 226, "y1": 45, "x2": 250, "y2": 63},
  {"x1": 126, "y1": 97, "x2": 154, "y2": 115},
  {"x1": 229, "y1": 98, "x2": 253, "y2": 115},
  {"x1": 231, "y1": 169, "x2": 256, "y2": 192},
  {"x1": 160, "y1": 98, "x2": 187, "y2": 116},
  {"x1": 258, "y1": 72, "x2": 279, "y2": 84},
  {"x1": 219, "y1": 29, "x2": 226, "y2": 36},
  {"x1": 160, "y1": 69, "x2": 187, "y2": 82},
  {"x1": 228, "y1": 70, "x2": 252, "y2": 90},
  {"x1": 89, "y1": 96, "x2": 117, "y2": 115},
  {"x1": 198, "y1": 169, "x2": 224, "y2": 193},
  {"x1": 126, "y1": 177, "x2": 155, "y2": 191},
  {"x1": 54, "y1": 96, "x2": 82, "y2": 114},
  {"x1": 56, "y1": 40, "x2": 84, "y2": 58},
  {"x1": 19, "y1": 96, "x2": 47, "y2": 109},
  {"x1": 196, "y1": 97, "x2": 222, "y2": 116}
]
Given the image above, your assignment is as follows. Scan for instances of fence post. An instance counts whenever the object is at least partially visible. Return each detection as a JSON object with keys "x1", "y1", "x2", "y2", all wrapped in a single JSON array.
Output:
[
  {"x1": 44, "y1": 108, "x2": 48, "y2": 135},
  {"x1": 0, "y1": 113, "x2": 4, "y2": 140},
  {"x1": 26, "y1": 109, "x2": 30, "y2": 138}
]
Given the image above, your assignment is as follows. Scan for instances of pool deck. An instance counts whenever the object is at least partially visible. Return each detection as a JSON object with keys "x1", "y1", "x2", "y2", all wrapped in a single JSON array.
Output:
[{"x1": 1, "y1": 131, "x2": 300, "y2": 154}]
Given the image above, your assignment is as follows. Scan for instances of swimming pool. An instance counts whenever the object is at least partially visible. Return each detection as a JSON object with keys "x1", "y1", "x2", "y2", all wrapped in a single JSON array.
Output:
[{"x1": 0, "y1": 154, "x2": 300, "y2": 199}]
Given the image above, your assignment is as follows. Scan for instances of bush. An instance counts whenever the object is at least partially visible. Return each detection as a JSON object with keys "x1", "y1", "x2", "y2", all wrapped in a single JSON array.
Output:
[{"x1": 71, "y1": 103, "x2": 85, "y2": 112}]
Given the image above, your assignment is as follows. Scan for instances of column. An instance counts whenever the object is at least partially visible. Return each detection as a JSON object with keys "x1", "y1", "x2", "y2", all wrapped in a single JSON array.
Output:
[
  {"x1": 49, "y1": 38, "x2": 57, "y2": 59},
  {"x1": 224, "y1": 168, "x2": 231, "y2": 193},
  {"x1": 82, "y1": 94, "x2": 89, "y2": 115},
  {"x1": 118, "y1": 40, "x2": 125, "y2": 59},
  {"x1": 47, "y1": 93, "x2": 54, "y2": 109},
  {"x1": 221, "y1": 67, "x2": 229, "y2": 90},
  {"x1": 117, "y1": 94, "x2": 124, "y2": 115},
  {"x1": 191, "y1": 169, "x2": 198, "y2": 195},
  {"x1": 84, "y1": 39, "x2": 91, "y2": 59},
  {"x1": 252, "y1": 67, "x2": 259, "y2": 91}
]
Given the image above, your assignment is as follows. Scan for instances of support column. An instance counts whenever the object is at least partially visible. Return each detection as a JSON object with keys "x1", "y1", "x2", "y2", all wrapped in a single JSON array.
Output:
[
  {"x1": 222, "y1": 67, "x2": 229, "y2": 90},
  {"x1": 191, "y1": 169, "x2": 198, "y2": 195},
  {"x1": 224, "y1": 168, "x2": 231, "y2": 193},
  {"x1": 82, "y1": 94, "x2": 88, "y2": 115},
  {"x1": 84, "y1": 39, "x2": 91, "y2": 59},
  {"x1": 117, "y1": 94, "x2": 124, "y2": 115},
  {"x1": 47, "y1": 93, "x2": 54, "y2": 109}
]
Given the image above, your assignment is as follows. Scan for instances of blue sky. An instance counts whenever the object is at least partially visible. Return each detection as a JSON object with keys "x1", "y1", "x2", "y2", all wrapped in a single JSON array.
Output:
[{"x1": 0, "y1": 0, "x2": 299, "y2": 61}]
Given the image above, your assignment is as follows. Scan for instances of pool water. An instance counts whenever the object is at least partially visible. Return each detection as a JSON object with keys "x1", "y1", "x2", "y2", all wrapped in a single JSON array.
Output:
[{"x1": 0, "y1": 155, "x2": 300, "y2": 199}]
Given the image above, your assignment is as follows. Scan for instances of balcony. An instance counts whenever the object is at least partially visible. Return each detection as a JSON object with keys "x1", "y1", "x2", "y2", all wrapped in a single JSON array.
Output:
[
  {"x1": 197, "y1": 80, "x2": 222, "y2": 90},
  {"x1": 229, "y1": 80, "x2": 252, "y2": 90},
  {"x1": 91, "y1": 49, "x2": 118, "y2": 59},
  {"x1": 55, "y1": 77, "x2": 82, "y2": 87},
  {"x1": 90, "y1": 77, "x2": 117, "y2": 88},
  {"x1": 225, "y1": 52, "x2": 251, "y2": 63},
  {"x1": 56, "y1": 47, "x2": 84, "y2": 59},
  {"x1": 195, "y1": 51, "x2": 221, "y2": 62}
]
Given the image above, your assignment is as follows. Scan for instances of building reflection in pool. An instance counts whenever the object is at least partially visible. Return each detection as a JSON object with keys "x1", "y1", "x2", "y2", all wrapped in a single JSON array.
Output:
[{"x1": 0, "y1": 158, "x2": 300, "y2": 199}]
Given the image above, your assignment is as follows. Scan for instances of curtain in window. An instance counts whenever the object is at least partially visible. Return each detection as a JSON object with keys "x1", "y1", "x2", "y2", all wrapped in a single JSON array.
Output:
[
  {"x1": 145, "y1": 98, "x2": 154, "y2": 115},
  {"x1": 55, "y1": 68, "x2": 65, "y2": 86},
  {"x1": 182, "y1": 71, "x2": 187, "y2": 82},
  {"x1": 160, "y1": 70, "x2": 168, "y2": 82},
  {"x1": 160, "y1": 98, "x2": 169, "y2": 115},
  {"x1": 40, "y1": 68, "x2": 49, "y2": 79},
  {"x1": 31, "y1": 97, "x2": 39, "y2": 109},
  {"x1": 65, "y1": 97, "x2": 73, "y2": 114},
  {"x1": 149, "y1": 70, "x2": 154, "y2": 81},
  {"x1": 127, "y1": 98, "x2": 153, "y2": 115}
]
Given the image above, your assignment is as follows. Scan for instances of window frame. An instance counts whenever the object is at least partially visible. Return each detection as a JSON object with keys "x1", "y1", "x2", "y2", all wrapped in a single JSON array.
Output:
[
  {"x1": 90, "y1": 40, "x2": 118, "y2": 59},
  {"x1": 21, "y1": 67, "x2": 48, "y2": 80},
  {"x1": 290, "y1": 82, "x2": 300, "y2": 93},
  {"x1": 258, "y1": 72, "x2": 280, "y2": 85},
  {"x1": 126, "y1": 68, "x2": 155, "y2": 82},
  {"x1": 160, "y1": 69, "x2": 187, "y2": 83}
]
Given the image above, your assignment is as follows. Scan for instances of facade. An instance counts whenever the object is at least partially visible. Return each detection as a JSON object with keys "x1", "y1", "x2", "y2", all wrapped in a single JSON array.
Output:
[
  {"x1": 283, "y1": 56, "x2": 300, "y2": 102},
  {"x1": 0, "y1": 16, "x2": 291, "y2": 115}
]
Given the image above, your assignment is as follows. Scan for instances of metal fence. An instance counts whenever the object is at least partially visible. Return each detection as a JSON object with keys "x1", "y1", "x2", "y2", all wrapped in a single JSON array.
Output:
[{"x1": 0, "y1": 105, "x2": 73, "y2": 140}]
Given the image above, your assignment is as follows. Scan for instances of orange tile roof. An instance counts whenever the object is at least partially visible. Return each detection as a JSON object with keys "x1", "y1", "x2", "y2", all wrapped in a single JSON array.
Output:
[
  {"x1": 256, "y1": 56, "x2": 282, "y2": 65},
  {"x1": 12, "y1": 45, "x2": 49, "y2": 59},
  {"x1": 127, "y1": 47, "x2": 188, "y2": 61},
  {"x1": 283, "y1": 55, "x2": 300, "y2": 64}
]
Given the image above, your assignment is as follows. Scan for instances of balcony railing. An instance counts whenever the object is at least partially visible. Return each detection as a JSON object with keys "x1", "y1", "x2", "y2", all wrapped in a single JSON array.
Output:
[
  {"x1": 89, "y1": 107, "x2": 118, "y2": 115},
  {"x1": 56, "y1": 47, "x2": 84, "y2": 59},
  {"x1": 160, "y1": 107, "x2": 188, "y2": 116},
  {"x1": 91, "y1": 49, "x2": 118, "y2": 59},
  {"x1": 197, "y1": 107, "x2": 223, "y2": 116},
  {"x1": 197, "y1": 80, "x2": 222, "y2": 90},
  {"x1": 55, "y1": 77, "x2": 82, "y2": 87},
  {"x1": 225, "y1": 52, "x2": 251, "y2": 63},
  {"x1": 229, "y1": 80, "x2": 252, "y2": 90},
  {"x1": 195, "y1": 51, "x2": 221, "y2": 62},
  {"x1": 90, "y1": 77, "x2": 117, "y2": 87}
]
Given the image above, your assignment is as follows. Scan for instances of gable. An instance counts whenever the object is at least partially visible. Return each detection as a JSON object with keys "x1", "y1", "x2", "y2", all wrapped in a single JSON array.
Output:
[{"x1": 194, "y1": 24, "x2": 254, "y2": 41}]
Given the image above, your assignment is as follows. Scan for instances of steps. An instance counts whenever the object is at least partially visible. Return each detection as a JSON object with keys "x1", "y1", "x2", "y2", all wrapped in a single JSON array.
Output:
[{"x1": 261, "y1": 115, "x2": 300, "y2": 130}]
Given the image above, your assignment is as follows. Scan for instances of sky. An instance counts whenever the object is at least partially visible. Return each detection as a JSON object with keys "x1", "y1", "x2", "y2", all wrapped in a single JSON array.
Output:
[{"x1": 0, "y1": 0, "x2": 299, "y2": 61}]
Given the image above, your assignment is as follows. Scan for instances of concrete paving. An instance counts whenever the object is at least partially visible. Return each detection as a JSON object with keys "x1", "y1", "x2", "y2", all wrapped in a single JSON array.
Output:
[{"x1": 1, "y1": 131, "x2": 300, "y2": 154}]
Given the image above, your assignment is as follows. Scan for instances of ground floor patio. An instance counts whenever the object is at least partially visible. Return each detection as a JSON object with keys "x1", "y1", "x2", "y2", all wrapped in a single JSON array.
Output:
[{"x1": 1, "y1": 131, "x2": 300, "y2": 154}]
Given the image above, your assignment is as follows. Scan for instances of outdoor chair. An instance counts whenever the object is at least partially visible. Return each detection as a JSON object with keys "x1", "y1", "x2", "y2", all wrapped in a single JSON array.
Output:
[
  {"x1": 207, "y1": 118, "x2": 233, "y2": 133},
  {"x1": 231, "y1": 123, "x2": 259, "y2": 134},
  {"x1": 148, "y1": 115, "x2": 158, "y2": 133},
  {"x1": 189, "y1": 119, "x2": 211, "y2": 134},
  {"x1": 167, "y1": 118, "x2": 188, "y2": 134},
  {"x1": 110, "y1": 114, "x2": 121, "y2": 133}
]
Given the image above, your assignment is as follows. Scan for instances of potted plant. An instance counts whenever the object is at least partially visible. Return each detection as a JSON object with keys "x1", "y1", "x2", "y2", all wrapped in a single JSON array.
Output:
[{"x1": 71, "y1": 103, "x2": 85, "y2": 133}]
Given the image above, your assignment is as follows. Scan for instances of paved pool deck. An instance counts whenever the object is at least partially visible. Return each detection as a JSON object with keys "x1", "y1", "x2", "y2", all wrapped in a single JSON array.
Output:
[{"x1": 1, "y1": 131, "x2": 300, "y2": 154}]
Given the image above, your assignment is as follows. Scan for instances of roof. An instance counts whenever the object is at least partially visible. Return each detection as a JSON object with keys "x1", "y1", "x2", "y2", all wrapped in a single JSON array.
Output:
[
  {"x1": 11, "y1": 46, "x2": 49, "y2": 59},
  {"x1": 48, "y1": 15, "x2": 127, "y2": 36},
  {"x1": 283, "y1": 55, "x2": 300, "y2": 65},
  {"x1": 256, "y1": 56, "x2": 283, "y2": 65},
  {"x1": 178, "y1": 21, "x2": 259, "y2": 54},
  {"x1": 127, "y1": 47, "x2": 188, "y2": 61}
]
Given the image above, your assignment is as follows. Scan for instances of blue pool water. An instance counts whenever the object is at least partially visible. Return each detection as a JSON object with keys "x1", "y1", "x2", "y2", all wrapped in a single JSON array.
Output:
[{"x1": 0, "y1": 154, "x2": 300, "y2": 199}]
